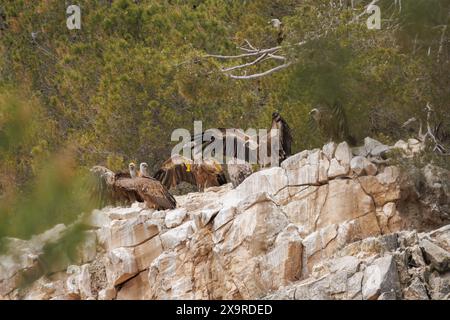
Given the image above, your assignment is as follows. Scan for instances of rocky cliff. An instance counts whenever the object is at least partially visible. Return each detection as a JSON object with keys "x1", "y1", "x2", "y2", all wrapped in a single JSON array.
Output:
[{"x1": 1, "y1": 138, "x2": 449, "y2": 300}]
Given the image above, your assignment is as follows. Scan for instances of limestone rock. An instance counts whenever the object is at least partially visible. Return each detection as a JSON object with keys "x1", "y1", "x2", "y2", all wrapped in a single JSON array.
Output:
[
  {"x1": 358, "y1": 166, "x2": 402, "y2": 207},
  {"x1": 116, "y1": 271, "x2": 150, "y2": 300},
  {"x1": 403, "y1": 277, "x2": 429, "y2": 300},
  {"x1": 328, "y1": 158, "x2": 348, "y2": 178},
  {"x1": 108, "y1": 218, "x2": 160, "y2": 250},
  {"x1": 134, "y1": 236, "x2": 163, "y2": 272},
  {"x1": 408, "y1": 138, "x2": 424, "y2": 154},
  {"x1": 394, "y1": 140, "x2": 409, "y2": 153},
  {"x1": 322, "y1": 142, "x2": 337, "y2": 159},
  {"x1": 98, "y1": 286, "x2": 116, "y2": 300},
  {"x1": 78, "y1": 264, "x2": 93, "y2": 299},
  {"x1": 362, "y1": 255, "x2": 400, "y2": 300},
  {"x1": 419, "y1": 239, "x2": 450, "y2": 273},
  {"x1": 428, "y1": 271, "x2": 450, "y2": 300},
  {"x1": 283, "y1": 150, "x2": 320, "y2": 186},
  {"x1": 259, "y1": 225, "x2": 303, "y2": 289},
  {"x1": 2, "y1": 139, "x2": 450, "y2": 301},
  {"x1": 160, "y1": 221, "x2": 194, "y2": 250},
  {"x1": 86, "y1": 209, "x2": 112, "y2": 229},
  {"x1": 106, "y1": 247, "x2": 138, "y2": 286},
  {"x1": 213, "y1": 207, "x2": 236, "y2": 231},
  {"x1": 335, "y1": 141, "x2": 352, "y2": 168},
  {"x1": 350, "y1": 156, "x2": 378, "y2": 176},
  {"x1": 109, "y1": 206, "x2": 143, "y2": 220},
  {"x1": 318, "y1": 155, "x2": 330, "y2": 183},
  {"x1": 164, "y1": 208, "x2": 187, "y2": 228},
  {"x1": 235, "y1": 167, "x2": 288, "y2": 199}
]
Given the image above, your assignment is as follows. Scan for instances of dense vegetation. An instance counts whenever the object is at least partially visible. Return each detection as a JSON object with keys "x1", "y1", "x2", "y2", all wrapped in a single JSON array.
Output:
[{"x1": 0, "y1": 0, "x2": 449, "y2": 241}]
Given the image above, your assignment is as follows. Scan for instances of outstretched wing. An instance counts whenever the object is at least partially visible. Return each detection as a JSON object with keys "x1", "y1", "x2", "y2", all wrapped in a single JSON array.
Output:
[
  {"x1": 89, "y1": 166, "x2": 134, "y2": 207},
  {"x1": 330, "y1": 102, "x2": 348, "y2": 140},
  {"x1": 154, "y1": 155, "x2": 227, "y2": 190},
  {"x1": 187, "y1": 128, "x2": 256, "y2": 162},
  {"x1": 153, "y1": 155, "x2": 197, "y2": 189},
  {"x1": 331, "y1": 102, "x2": 357, "y2": 145},
  {"x1": 308, "y1": 112, "x2": 320, "y2": 134}
]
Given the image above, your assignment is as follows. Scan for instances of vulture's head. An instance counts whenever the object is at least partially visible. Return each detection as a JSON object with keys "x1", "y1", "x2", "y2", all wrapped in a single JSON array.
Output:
[
  {"x1": 309, "y1": 108, "x2": 321, "y2": 122},
  {"x1": 140, "y1": 162, "x2": 149, "y2": 177},
  {"x1": 269, "y1": 18, "x2": 282, "y2": 29},
  {"x1": 272, "y1": 111, "x2": 281, "y2": 122},
  {"x1": 129, "y1": 162, "x2": 137, "y2": 178}
]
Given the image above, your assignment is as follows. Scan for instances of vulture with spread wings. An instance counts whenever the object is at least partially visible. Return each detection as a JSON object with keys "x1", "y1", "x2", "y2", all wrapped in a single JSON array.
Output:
[
  {"x1": 153, "y1": 154, "x2": 227, "y2": 191},
  {"x1": 309, "y1": 102, "x2": 356, "y2": 145},
  {"x1": 153, "y1": 112, "x2": 292, "y2": 191},
  {"x1": 90, "y1": 163, "x2": 176, "y2": 210}
]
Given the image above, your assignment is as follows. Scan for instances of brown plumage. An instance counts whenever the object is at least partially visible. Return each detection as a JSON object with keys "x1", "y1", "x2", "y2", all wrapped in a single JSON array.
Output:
[
  {"x1": 270, "y1": 112, "x2": 293, "y2": 162},
  {"x1": 90, "y1": 164, "x2": 176, "y2": 210},
  {"x1": 186, "y1": 112, "x2": 291, "y2": 165},
  {"x1": 153, "y1": 154, "x2": 227, "y2": 191},
  {"x1": 154, "y1": 112, "x2": 292, "y2": 191},
  {"x1": 223, "y1": 158, "x2": 253, "y2": 188},
  {"x1": 309, "y1": 102, "x2": 356, "y2": 145}
]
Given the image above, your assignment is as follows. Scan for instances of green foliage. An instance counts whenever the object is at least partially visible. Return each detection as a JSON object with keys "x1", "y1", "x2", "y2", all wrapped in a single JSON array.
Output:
[
  {"x1": 0, "y1": 1, "x2": 448, "y2": 244},
  {"x1": 0, "y1": 91, "x2": 95, "y2": 258}
]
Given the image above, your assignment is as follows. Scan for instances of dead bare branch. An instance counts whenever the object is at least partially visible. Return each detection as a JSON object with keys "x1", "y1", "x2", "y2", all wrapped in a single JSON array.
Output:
[
  {"x1": 225, "y1": 62, "x2": 292, "y2": 79},
  {"x1": 205, "y1": 2, "x2": 375, "y2": 80},
  {"x1": 220, "y1": 53, "x2": 268, "y2": 72}
]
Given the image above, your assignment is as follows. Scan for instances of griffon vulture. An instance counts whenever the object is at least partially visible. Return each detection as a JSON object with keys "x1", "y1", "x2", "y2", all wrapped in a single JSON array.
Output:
[
  {"x1": 187, "y1": 111, "x2": 292, "y2": 165},
  {"x1": 270, "y1": 111, "x2": 293, "y2": 162},
  {"x1": 309, "y1": 102, "x2": 356, "y2": 145},
  {"x1": 154, "y1": 112, "x2": 292, "y2": 191},
  {"x1": 90, "y1": 163, "x2": 176, "y2": 210},
  {"x1": 153, "y1": 155, "x2": 227, "y2": 191}
]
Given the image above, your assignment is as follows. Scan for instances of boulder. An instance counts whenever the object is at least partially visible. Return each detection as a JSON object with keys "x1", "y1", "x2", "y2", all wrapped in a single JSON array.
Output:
[
  {"x1": 350, "y1": 156, "x2": 378, "y2": 176},
  {"x1": 419, "y1": 239, "x2": 450, "y2": 273},
  {"x1": 235, "y1": 167, "x2": 288, "y2": 199},
  {"x1": 108, "y1": 206, "x2": 143, "y2": 220},
  {"x1": 283, "y1": 150, "x2": 320, "y2": 186},
  {"x1": 335, "y1": 141, "x2": 353, "y2": 168},
  {"x1": 362, "y1": 255, "x2": 400, "y2": 300},
  {"x1": 322, "y1": 142, "x2": 337, "y2": 159},
  {"x1": 358, "y1": 166, "x2": 402, "y2": 207},
  {"x1": 403, "y1": 277, "x2": 429, "y2": 300},
  {"x1": 328, "y1": 158, "x2": 349, "y2": 178}
]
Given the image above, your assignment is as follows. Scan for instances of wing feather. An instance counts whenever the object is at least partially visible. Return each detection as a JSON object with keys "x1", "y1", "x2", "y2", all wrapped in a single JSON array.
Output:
[
  {"x1": 153, "y1": 155, "x2": 197, "y2": 189},
  {"x1": 89, "y1": 166, "x2": 139, "y2": 206},
  {"x1": 134, "y1": 177, "x2": 176, "y2": 210}
]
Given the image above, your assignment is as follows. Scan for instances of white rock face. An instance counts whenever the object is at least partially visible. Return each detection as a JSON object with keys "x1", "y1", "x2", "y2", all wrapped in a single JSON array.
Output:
[
  {"x1": 160, "y1": 221, "x2": 194, "y2": 250},
  {"x1": 107, "y1": 247, "x2": 138, "y2": 286},
  {"x1": 164, "y1": 208, "x2": 187, "y2": 228},
  {"x1": 109, "y1": 207, "x2": 143, "y2": 220},
  {"x1": 1, "y1": 139, "x2": 449, "y2": 300},
  {"x1": 236, "y1": 167, "x2": 288, "y2": 198}
]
